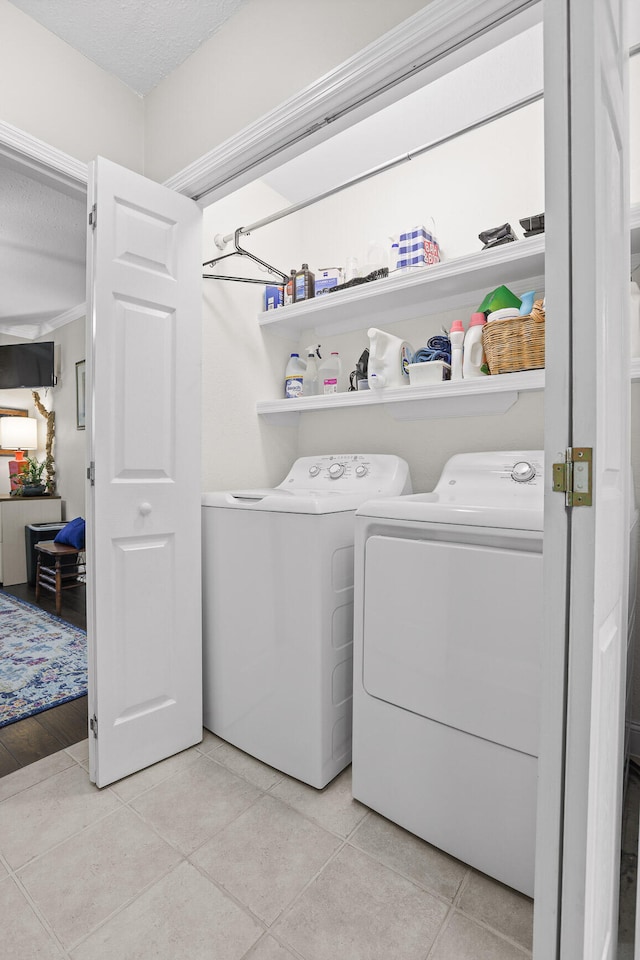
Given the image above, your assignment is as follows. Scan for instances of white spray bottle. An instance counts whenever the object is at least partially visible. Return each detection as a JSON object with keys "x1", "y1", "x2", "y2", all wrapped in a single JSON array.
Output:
[{"x1": 304, "y1": 345, "x2": 320, "y2": 396}]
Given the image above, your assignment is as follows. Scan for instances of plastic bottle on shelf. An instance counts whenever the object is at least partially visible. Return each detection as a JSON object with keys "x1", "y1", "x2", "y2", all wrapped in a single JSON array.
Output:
[
  {"x1": 304, "y1": 345, "x2": 320, "y2": 396},
  {"x1": 295, "y1": 263, "x2": 315, "y2": 302},
  {"x1": 318, "y1": 351, "x2": 341, "y2": 394},
  {"x1": 462, "y1": 313, "x2": 488, "y2": 378},
  {"x1": 284, "y1": 353, "x2": 306, "y2": 398},
  {"x1": 449, "y1": 320, "x2": 464, "y2": 381},
  {"x1": 284, "y1": 269, "x2": 296, "y2": 305}
]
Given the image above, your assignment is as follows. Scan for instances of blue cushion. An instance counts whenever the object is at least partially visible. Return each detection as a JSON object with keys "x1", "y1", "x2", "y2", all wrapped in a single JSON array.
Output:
[{"x1": 54, "y1": 517, "x2": 85, "y2": 550}]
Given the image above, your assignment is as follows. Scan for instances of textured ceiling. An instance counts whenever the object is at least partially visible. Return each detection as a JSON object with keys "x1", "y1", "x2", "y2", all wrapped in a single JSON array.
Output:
[{"x1": 7, "y1": 0, "x2": 247, "y2": 94}]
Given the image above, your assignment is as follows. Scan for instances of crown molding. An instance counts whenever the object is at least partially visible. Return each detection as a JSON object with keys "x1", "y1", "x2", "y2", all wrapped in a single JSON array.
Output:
[
  {"x1": 0, "y1": 120, "x2": 87, "y2": 197},
  {"x1": 164, "y1": 0, "x2": 540, "y2": 205}
]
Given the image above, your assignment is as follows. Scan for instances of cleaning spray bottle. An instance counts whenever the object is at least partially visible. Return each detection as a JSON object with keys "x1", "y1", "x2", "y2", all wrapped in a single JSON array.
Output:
[
  {"x1": 304, "y1": 345, "x2": 321, "y2": 396},
  {"x1": 449, "y1": 320, "x2": 464, "y2": 381}
]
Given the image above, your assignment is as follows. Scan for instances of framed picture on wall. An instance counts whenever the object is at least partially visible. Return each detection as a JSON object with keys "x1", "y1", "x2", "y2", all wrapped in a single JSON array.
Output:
[{"x1": 76, "y1": 360, "x2": 86, "y2": 430}]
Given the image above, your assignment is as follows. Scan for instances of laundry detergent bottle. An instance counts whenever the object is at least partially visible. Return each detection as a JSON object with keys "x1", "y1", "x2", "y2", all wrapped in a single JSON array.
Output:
[
  {"x1": 284, "y1": 353, "x2": 306, "y2": 398},
  {"x1": 462, "y1": 313, "x2": 488, "y2": 378},
  {"x1": 449, "y1": 320, "x2": 464, "y2": 380},
  {"x1": 367, "y1": 327, "x2": 413, "y2": 389}
]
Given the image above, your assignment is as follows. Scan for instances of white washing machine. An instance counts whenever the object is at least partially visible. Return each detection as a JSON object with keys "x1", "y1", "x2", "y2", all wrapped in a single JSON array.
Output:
[
  {"x1": 352, "y1": 450, "x2": 544, "y2": 896},
  {"x1": 202, "y1": 454, "x2": 412, "y2": 789}
]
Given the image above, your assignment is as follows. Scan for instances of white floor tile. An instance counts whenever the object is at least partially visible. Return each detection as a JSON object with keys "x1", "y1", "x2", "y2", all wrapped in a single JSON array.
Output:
[
  {"x1": 0, "y1": 876, "x2": 65, "y2": 959},
  {"x1": 428, "y1": 911, "x2": 530, "y2": 959},
  {"x1": 0, "y1": 750, "x2": 75, "y2": 803},
  {"x1": 70, "y1": 861, "x2": 262, "y2": 960},
  {"x1": 109, "y1": 746, "x2": 200, "y2": 803},
  {"x1": 275, "y1": 844, "x2": 449, "y2": 960},
  {"x1": 192, "y1": 794, "x2": 341, "y2": 924},
  {"x1": 0, "y1": 763, "x2": 120, "y2": 869},
  {"x1": 350, "y1": 811, "x2": 468, "y2": 901},
  {"x1": 269, "y1": 767, "x2": 367, "y2": 838},
  {"x1": 209, "y1": 740, "x2": 285, "y2": 791},
  {"x1": 245, "y1": 935, "x2": 302, "y2": 960},
  {"x1": 458, "y1": 871, "x2": 533, "y2": 951},
  {"x1": 18, "y1": 806, "x2": 181, "y2": 949},
  {"x1": 131, "y1": 753, "x2": 261, "y2": 854}
]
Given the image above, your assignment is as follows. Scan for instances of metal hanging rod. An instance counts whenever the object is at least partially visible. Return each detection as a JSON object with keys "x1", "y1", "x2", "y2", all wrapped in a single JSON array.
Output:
[{"x1": 208, "y1": 88, "x2": 544, "y2": 257}]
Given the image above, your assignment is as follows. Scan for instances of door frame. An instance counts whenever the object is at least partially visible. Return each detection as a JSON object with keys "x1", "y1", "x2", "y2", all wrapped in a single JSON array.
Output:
[{"x1": 0, "y1": 2, "x2": 624, "y2": 954}]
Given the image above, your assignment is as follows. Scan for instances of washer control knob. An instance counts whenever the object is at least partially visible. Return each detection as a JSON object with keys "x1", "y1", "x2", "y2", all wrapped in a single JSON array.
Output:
[
  {"x1": 328, "y1": 463, "x2": 345, "y2": 479},
  {"x1": 355, "y1": 465, "x2": 368, "y2": 478},
  {"x1": 308, "y1": 465, "x2": 321, "y2": 477},
  {"x1": 511, "y1": 461, "x2": 536, "y2": 483}
]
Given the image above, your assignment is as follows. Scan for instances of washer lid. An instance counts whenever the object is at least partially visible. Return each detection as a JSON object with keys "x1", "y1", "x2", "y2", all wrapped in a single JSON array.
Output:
[
  {"x1": 202, "y1": 488, "x2": 388, "y2": 514},
  {"x1": 202, "y1": 453, "x2": 412, "y2": 514},
  {"x1": 357, "y1": 450, "x2": 544, "y2": 531}
]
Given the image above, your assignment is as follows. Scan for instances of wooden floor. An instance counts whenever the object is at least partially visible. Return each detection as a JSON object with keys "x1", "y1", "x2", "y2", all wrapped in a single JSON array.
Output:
[{"x1": 0, "y1": 581, "x2": 87, "y2": 778}]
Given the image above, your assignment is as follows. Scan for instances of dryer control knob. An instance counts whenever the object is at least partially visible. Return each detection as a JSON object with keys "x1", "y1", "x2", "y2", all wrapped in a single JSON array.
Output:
[
  {"x1": 329, "y1": 463, "x2": 345, "y2": 479},
  {"x1": 355, "y1": 465, "x2": 368, "y2": 478},
  {"x1": 308, "y1": 465, "x2": 321, "y2": 477},
  {"x1": 511, "y1": 461, "x2": 536, "y2": 483}
]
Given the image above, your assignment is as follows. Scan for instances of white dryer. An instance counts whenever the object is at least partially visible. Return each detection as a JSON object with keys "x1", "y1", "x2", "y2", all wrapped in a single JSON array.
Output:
[
  {"x1": 202, "y1": 454, "x2": 411, "y2": 789},
  {"x1": 352, "y1": 451, "x2": 544, "y2": 896}
]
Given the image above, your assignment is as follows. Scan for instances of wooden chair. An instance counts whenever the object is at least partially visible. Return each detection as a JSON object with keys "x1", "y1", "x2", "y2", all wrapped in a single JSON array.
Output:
[{"x1": 34, "y1": 540, "x2": 85, "y2": 616}]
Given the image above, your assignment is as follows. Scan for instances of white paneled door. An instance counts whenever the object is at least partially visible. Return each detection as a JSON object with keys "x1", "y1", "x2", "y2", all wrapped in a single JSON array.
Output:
[
  {"x1": 85, "y1": 157, "x2": 203, "y2": 788},
  {"x1": 538, "y1": 0, "x2": 630, "y2": 958}
]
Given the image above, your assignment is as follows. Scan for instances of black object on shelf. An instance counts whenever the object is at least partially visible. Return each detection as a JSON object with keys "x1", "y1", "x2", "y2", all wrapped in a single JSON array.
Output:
[
  {"x1": 25, "y1": 522, "x2": 67, "y2": 586},
  {"x1": 519, "y1": 212, "x2": 545, "y2": 237},
  {"x1": 478, "y1": 223, "x2": 518, "y2": 250},
  {"x1": 325, "y1": 268, "x2": 389, "y2": 294}
]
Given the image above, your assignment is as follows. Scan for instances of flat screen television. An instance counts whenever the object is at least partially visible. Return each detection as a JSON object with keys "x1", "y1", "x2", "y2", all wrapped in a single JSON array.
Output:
[{"x1": 0, "y1": 341, "x2": 55, "y2": 389}]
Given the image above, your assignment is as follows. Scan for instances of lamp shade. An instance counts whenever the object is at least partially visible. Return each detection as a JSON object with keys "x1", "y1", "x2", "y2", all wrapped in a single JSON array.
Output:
[{"x1": 0, "y1": 416, "x2": 38, "y2": 451}]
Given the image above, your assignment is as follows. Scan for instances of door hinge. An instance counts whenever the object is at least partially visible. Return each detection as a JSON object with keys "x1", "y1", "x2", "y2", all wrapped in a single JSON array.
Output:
[
  {"x1": 89, "y1": 714, "x2": 98, "y2": 738},
  {"x1": 89, "y1": 203, "x2": 97, "y2": 229},
  {"x1": 552, "y1": 447, "x2": 592, "y2": 506},
  {"x1": 87, "y1": 462, "x2": 95, "y2": 486}
]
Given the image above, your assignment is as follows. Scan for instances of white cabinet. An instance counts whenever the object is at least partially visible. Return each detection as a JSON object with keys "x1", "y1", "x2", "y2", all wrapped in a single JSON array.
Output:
[
  {"x1": 256, "y1": 203, "x2": 640, "y2": 422},
  {"x1": 0, "y1": 496, "x2": 62, "y2": 586}
]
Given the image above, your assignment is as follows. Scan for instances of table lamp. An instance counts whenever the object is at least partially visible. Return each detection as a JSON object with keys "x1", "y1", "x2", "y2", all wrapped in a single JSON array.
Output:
[{"x1": 0, "y1": 416, "x2": 38, "y2": 491}]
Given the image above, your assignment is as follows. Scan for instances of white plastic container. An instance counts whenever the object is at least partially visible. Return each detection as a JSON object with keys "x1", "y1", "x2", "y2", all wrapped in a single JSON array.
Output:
[
  {"x1": 367, "y1": 327, "x2": 413, "y2": 389},
  {"x1": 631, "y1": 281, "x2": 640, "y2": 358},
  {"x1": 284, "y1": 353, "x2": 306, "y2": 398},
  {"x1": 304, "y1": 346, "x2": 320, "y2": 396},
  {"x1": 449, "y1": 320, "x2": 464, "y2": 381},
  {"x1": 462, "y1": 313, "x2": 488, "y2": 378},
  {"x1": 318, "y1": 352, "x2": 341, "y2": 394},
  {"x1": 487, "y1": 307, "x2": 520, "y2": 323}
]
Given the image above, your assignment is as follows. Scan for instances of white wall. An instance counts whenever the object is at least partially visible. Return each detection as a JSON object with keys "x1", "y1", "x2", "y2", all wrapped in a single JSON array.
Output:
[
  {"x1": 203, "y1": 97, "x2": 545, "y2": 492},
  {"x1": 144, "y1": 0, "x2": 431, "y2": 184},
  {"x1": 0, "y1": 320, "x2": 86, "y2": 520},
  {"x1": 0, "y1": 0, "x2": 144, "y2": 171}
]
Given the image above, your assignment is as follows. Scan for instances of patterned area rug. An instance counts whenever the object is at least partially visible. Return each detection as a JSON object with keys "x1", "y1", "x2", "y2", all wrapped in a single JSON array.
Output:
[{"x1": 0, "y1": 591, "x2": 87, "y2": 727}]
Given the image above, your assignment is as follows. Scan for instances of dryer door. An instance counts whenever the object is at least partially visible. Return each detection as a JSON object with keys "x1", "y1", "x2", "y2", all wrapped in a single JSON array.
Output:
[{"x1": 362, "y1": 534, "x2": 543, "y2": 756}]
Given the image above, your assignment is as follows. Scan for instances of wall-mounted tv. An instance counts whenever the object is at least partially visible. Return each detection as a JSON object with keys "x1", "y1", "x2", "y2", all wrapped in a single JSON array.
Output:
[{"x1": 0, "y1": 341, "x2": 55, "y2": 389}]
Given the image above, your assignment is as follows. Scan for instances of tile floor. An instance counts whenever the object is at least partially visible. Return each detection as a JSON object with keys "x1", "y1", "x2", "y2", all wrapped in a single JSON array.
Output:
[{"x1": 0, "y1": 730, "x2": 533, "y2": 960}]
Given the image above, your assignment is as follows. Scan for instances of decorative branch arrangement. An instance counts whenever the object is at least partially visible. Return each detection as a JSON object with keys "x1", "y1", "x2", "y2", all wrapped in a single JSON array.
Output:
[{"x1": 32, "y1": 391, "x2": 56, "y2": 494}]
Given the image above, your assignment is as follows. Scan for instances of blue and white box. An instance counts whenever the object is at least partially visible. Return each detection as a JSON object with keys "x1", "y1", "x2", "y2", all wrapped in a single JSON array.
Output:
[
  {"x1": 315, "y1": 267, "x2": 344, "y2": 296},
  {"x1": 264, "y1": 284, "x2": 284, "y2": 310}
]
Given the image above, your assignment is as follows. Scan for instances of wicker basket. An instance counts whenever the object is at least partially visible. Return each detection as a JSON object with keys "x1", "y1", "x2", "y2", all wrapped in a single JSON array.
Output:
[{"x1": 481, "y1": 299, "x2": 545, "y2": 375}]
